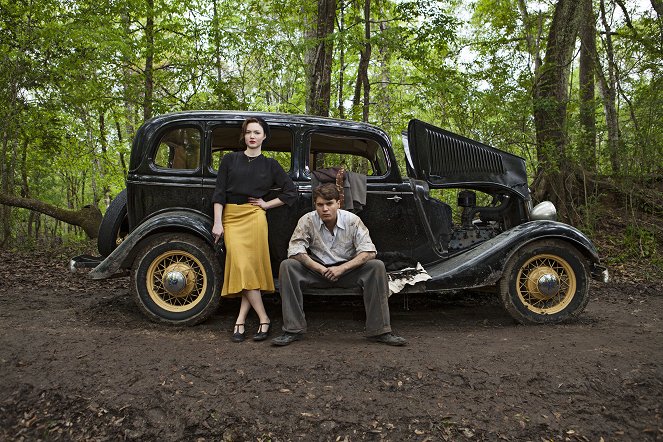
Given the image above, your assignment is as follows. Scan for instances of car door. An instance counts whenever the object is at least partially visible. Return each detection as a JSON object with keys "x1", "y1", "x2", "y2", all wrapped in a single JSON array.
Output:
[
  {"x1": 303, "y1": 126, "x2": 431, "y2": 259},
  {"x1": 127, "y1": 119, "x2": 205, "y2": 228}
]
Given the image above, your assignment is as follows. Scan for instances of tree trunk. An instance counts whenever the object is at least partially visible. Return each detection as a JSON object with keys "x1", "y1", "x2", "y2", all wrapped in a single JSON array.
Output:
[
  {"x1": 337, "y1": 1, "x2": 346, "y2": 119},
  {"x1": 0, "y1": 7, "x2": 30, "y2": 246},
  {"x1": 115, "y1": 118, "x2": 128, "y2": 177},
  {"x1": 87, "y1": 121, "x2": 99, "y2": 210},
  {"x1": 597, "y1": 0, "x2": 621, "y2": 174},
  {"x1": 578, "y1": 0, "x2": 597, "y2": 173},
  {"x1": 19, "y1": 139, "x2": 32, "y2": 236},
  {"x1": 1, "y1": 67, "x2": 20, "y2": 246},
  {"x1": 211, "y1": 0, "x2": 228, "y2": 106},
  {"x1": 377, "y1": 0, "x2": 391, "y2": 127},
  {"x1": 517, "y1": 0, "x2": 543, "y2": 75},
  {"x1": 143, "y1": 0, "x2": 155, "y2": 122},
  {"x1": 1, "y1": 126, "x2": 12, "y2": 246},
  {"x1": 0, "y1": 194, "x2": 102, "y2": 239},
  {"x1": 212, "y1": 0, "x2": 221, "y2": 84},
  {"x1": 5, "y1": 136, "x2": 20, "y2": 241},
  {"x1": 121, "y1": 14, "x2": 136, "y2": 140},
  {"x1": 99, "y1": 112, "x2": 110, "y2": 207},
  {"x1": 305, "y1": 0, "x2": 336, "y2": 117},
  {"x1": 653, "y1": 0, "x2": 663, "y2": 16},
  {"x1": 532, "y1": 0, "x2": 581, "y2": 219},
  {"x1": 653, "y1": 0, "x2": 663, "y2": 44},
  {"x1": 353, "y1": 0, "x2": 371, "y2": 122},
  {"x1": 649, "y1": 0, "x2": 663, "y2": 48}
]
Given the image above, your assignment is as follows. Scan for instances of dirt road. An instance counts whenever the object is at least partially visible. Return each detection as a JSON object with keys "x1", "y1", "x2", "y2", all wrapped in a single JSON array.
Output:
[{"x1": 1, "y1": 249, "x2": 662, "y2": 441}]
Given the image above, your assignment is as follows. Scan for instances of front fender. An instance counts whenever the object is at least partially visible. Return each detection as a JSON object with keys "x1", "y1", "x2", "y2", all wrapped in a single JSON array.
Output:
[
  {"x1": 88, "y1": 209, "x2": 217, "y2": 280},
  {"x1": 423, "y1": 220, "x2": 601, "y2": 290}
]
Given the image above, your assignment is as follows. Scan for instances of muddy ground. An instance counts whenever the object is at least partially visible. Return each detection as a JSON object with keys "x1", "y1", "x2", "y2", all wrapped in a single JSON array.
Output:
[{"x1": 1, "y1": 248, "x2": 662, "y2": 441}]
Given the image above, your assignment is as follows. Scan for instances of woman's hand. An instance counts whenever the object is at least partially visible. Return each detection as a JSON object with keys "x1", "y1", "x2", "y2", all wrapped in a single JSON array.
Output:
[
  {"x1": 248, "y1": 197, "x2": 268, "y2": 210},
  {"x1": 212, "y1": 222, "x2": 224, "y2": 243}
]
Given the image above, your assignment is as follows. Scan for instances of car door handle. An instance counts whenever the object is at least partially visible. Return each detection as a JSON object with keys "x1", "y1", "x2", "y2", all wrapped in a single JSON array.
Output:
[{"x1": 386, "y1": 195, "x2": 402, "y2": 202}]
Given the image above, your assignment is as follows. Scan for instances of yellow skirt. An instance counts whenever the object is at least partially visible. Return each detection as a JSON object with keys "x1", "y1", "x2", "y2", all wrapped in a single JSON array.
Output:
[{"x1": 221, "y1": 204, "x2": 275, "y2": 297}]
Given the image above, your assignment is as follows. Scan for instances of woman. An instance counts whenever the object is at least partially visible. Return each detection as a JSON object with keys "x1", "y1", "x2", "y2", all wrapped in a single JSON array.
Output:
[{"x1": 211, "y1": 117, "x2": 296, "y2": 342}]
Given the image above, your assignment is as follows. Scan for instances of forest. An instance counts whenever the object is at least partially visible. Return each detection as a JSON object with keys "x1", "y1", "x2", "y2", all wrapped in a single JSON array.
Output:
[
  {"x1": 2, "y1": 2, "x2": 663, "y2": 439},
  {"x1": 0, "y1": 0, "x2": 661, "y2": 268}
]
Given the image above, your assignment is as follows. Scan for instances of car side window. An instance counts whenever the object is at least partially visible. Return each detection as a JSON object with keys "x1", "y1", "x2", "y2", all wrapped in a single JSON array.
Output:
[
  {"x1": 154, "y1": 127, "x2": 201, "y2": 170},
  {"x1": 209, "y1": 125, "x2": 293, "y2": 173},
  {"x1": 307, "y1": 132, "x2": 388, "y2": 177}
]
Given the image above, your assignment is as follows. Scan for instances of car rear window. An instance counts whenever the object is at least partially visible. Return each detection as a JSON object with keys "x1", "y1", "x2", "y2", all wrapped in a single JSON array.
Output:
[{"x1": 153, "y1": 127, "x2": 201, "y2": 170}]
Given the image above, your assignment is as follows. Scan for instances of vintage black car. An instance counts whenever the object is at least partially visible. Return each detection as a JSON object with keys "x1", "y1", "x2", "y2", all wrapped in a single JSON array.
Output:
[{"x1": 70, "y1": 111, "x2": 608, "y2": 326}]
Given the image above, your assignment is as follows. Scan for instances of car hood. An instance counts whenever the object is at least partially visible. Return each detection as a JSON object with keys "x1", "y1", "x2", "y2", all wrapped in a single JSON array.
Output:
[{"x1": 405, "y1": 119, "x2": 530, "y2": 200}]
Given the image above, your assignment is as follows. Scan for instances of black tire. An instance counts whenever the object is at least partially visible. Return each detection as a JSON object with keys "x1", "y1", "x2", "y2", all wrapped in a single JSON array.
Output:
[
  {"x1": 499, "y1": 239, "x2": 590, "y2": 325},
  {"x1": 97, "y1": 189, "x2": 129, "y2": 257},
  {"x1": 130, "y1": 233, "x2": 222, "y2": 326}
]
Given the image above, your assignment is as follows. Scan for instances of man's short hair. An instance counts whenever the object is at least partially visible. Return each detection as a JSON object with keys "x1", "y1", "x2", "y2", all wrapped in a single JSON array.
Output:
[{"x1": 313, "y1": 183, "x2": 340, "y2": 201}]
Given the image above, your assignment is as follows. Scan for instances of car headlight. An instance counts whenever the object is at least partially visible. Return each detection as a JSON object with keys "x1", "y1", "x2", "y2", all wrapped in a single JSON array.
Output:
[{"x1": 530, "y1": 201, "x2": 557, "y2": 221}]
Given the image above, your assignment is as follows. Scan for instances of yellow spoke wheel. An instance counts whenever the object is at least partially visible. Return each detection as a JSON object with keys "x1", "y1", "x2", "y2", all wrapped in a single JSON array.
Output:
[
  {"x1": 145, "y1": 250, "x2": 207, "y2": 313},
  {"x1": 131, "y1": 233, "x2": 222, "y2": 325},
  {"x1": 499, "y1": 240, "x2": 589, "y2": 324},
  {"x1": 515, "y1": 254, "x2": 576, "y2": 315}
]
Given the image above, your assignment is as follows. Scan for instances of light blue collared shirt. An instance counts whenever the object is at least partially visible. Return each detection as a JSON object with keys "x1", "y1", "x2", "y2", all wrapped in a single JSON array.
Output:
[{"x1": 287, "y1": 209, "x2": 376, "y2": 265}]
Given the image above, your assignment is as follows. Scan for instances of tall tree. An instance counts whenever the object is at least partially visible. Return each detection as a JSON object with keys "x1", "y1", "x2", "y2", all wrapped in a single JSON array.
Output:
[
  {"x1": 352, "y1": 0, "x2": 372, "y2": 122},
  {"x1": 578, "y1": 0, "x2": 597, "y2": 172},
  {"x1": 306, "y1": 0, "x2": 337, "y2": 116},
  {"x1": 0, "y1": 0, "x2": 55, "y2": 244},
  {"x1": 143, "y1": 0, "x2": 155, "y2": 121},
  {"x1": 647, "y1": 0, "x2": 663, "y2": 49},
  {"x1": 532, "y1": 0, "x2": 582, "y2": 218},
  {"x1": 336, "y1": 1, "x2": 347, "y2": 119},
  {"x1": 596, "y1": 0, "x2": 621, "y2": 174}
]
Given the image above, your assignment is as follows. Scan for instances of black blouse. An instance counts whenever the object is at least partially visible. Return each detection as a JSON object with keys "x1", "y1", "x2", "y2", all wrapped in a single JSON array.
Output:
[{"x1": 211, "y1": 151, "x2": 297, "y2": 206}]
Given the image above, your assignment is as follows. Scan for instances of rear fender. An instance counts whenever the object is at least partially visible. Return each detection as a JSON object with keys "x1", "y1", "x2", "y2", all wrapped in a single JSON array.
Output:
[
  {"x1": 88, "y1": 209, "x2": 218, "y2": 280},
  {"x1": 423, "y1": 220, "x2": 602, "y2": 290}
]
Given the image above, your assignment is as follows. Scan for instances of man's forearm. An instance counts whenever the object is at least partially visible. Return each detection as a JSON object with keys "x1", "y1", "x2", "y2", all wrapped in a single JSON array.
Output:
[
  {"x1": 339, "y1": 251, "x2": 376, "y2": 273},
  {"x1": 291, "y1": 253, "x2": 326, "y2": 274}
]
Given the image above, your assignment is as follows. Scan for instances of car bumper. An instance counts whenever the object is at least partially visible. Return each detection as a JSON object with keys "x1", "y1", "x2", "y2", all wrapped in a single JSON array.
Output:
[
  {"x1": 591, "y1": 263, "x2": 609, "y2": 283},
  {"x1": 69, "y1": 254, "x2": 103, "y2": 272}
]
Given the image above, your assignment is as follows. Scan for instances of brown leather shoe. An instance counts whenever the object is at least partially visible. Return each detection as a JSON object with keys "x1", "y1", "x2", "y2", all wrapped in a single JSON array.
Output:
[
  {"x1": 367, "y1": 332, "x2": 406, "y2": 346},
  {"x1": 271, "y1": 332, "x2": 303, "y2": 346}
]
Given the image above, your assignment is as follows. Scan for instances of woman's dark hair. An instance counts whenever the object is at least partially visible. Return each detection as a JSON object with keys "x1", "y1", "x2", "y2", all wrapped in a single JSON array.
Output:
[
  {"x1": 313, "y1": 183, "x2": 340, "y2": 201},
  {"x1": 239, "y1": 117, "x2": 270, "y2": 145}
]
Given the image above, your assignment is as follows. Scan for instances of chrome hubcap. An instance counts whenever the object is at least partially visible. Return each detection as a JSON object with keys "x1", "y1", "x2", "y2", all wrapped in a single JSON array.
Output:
[
  {"x1": 525, "y1": 266, "x2": 560, "y2": 300},
  {"x1": 162, "y1": 264, "x2": 195, "y2": 296},
  {"x1": 537, "y1": 273, "x2": 560, "y2": 297}
]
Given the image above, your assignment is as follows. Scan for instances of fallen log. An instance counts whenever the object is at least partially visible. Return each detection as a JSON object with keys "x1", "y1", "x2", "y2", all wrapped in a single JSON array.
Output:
[{"x1": 0, "y1": 193, "x2": 102, "y2": 239}]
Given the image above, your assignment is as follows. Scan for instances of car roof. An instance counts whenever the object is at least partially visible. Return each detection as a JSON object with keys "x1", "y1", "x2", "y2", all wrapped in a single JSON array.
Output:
[
  {"x1": 141, "y1": 110, "x2": 390, "y2": 138},
  {"x1": 130, "y1": 111, "x2": 396, "y2": 173}
]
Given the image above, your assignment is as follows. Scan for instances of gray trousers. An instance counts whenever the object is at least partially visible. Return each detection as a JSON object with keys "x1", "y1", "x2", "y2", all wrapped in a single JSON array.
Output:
[{"x1": 278, "y1": 258, "x2": 392, "y2": 337}]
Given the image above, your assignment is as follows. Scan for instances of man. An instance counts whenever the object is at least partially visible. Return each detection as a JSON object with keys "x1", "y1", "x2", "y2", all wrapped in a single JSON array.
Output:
[{"x1": 272, "y1": 183, "x2": 406, "y2": 346}]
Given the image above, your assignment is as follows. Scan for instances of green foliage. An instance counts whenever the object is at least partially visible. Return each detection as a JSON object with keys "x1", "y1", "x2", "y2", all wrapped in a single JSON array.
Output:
[
  {"x1": 606, "y1": 224, "x2": 662, "y2": 269},
  {"x1": 624, "y1": 225, "x2": 658, "y2": 259},
  {"x1": 472, "y1": 0, "x2": 520, "y2": 36},
  {"x1": 0, "y1": 0, "x2": 660, "y2": 246}
]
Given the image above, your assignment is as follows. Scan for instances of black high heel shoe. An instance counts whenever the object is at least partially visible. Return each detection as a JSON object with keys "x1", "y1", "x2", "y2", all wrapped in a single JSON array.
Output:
[
  {"x1": 253, "y1": 322, "x2": 271, "y2": 341},
  {"x1": 231, "y1": 323, "x2": 246, "y2": 342}
]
